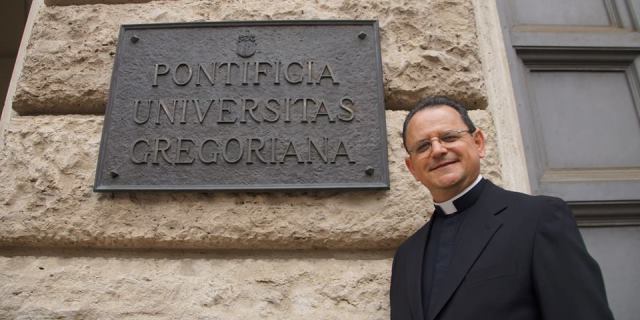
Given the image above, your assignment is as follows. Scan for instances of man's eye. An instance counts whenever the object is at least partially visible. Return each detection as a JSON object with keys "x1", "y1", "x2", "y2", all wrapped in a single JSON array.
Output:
[
  {"x1": 416, "y1": 142, "x2": 431, "y2": 153},
  {"x1": 441, "y1": 134, "x2": 460, "y2": 143}
]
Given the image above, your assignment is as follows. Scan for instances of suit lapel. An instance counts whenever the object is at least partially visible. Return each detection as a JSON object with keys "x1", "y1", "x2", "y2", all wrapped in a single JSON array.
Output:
[{"x1": 428, "y1": 183, "x2": 507, "y2": 320}]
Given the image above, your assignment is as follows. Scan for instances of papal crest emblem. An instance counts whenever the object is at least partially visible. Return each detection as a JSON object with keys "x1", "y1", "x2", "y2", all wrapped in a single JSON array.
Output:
[{"x1": 236, "y1": 31, "x2": 256, "y2": 58}]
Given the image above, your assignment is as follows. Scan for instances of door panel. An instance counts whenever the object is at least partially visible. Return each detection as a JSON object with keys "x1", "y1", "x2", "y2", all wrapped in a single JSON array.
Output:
[{"x1": 581, "y1": 226, "x2": 640, "y2": 320}]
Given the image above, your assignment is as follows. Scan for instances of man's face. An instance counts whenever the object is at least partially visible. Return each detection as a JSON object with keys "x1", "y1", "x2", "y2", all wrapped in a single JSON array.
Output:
[{"x1": 404, "y1": 106, "x2": 485, "y2": 202}]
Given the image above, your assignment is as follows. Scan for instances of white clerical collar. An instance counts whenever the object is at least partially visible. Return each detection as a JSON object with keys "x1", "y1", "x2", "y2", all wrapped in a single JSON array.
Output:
[{"x1": 434, "y1": 175, "x2": 483, "y2": 215}]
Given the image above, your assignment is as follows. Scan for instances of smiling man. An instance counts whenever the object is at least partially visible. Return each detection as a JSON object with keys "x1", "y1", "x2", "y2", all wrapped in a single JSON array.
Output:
[{"x1": 390, "y1": 96, "x2": 614, "y2": 320}]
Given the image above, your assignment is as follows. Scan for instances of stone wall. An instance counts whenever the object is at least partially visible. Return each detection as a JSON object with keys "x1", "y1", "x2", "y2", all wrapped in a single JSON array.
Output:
[{"x1": 0, "y1": 0, "x2": 499, "y2": 318}]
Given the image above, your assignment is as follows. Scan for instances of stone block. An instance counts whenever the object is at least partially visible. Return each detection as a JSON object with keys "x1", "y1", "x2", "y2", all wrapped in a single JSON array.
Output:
[
  {"x1": 0, "y1": 110, "x2": 500, "y2": 249},
  {"x1": 45, "y1": 0, "x2": 154, "y2": 6},
  {"x1": 14, "y1": 0, "x2": 485, "y2": 114},
  {"x1": 0, "y1": 249, "x2": 392, "y2": 319}
]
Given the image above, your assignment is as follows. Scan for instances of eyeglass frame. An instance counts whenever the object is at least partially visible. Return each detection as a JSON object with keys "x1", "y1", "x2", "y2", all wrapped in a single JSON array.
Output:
[{"x1": 405, "y1": 128, "x2": 475, "y2": 156}]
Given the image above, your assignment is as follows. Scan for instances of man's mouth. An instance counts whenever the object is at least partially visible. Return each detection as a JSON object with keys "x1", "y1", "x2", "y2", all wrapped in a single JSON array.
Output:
[{"x1": 429, "y1": 160, "x2": 458, "y2": 171}]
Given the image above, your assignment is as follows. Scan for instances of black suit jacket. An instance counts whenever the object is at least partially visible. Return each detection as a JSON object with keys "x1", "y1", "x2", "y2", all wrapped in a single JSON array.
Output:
[{"x1": 390, "y1": 180, "x2": 614, "y2": 320}]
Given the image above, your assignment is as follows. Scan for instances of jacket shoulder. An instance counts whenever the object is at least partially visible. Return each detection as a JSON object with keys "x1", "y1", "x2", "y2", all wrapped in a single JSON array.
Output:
[{"x1": 488, "y1": 183, "x2": 572, "y2": 219}]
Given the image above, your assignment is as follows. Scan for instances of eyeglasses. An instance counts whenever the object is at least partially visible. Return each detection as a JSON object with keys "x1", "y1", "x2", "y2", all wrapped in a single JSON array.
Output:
[{"x1": 407, "y1": 129, "x2": 472, "y2": 155}]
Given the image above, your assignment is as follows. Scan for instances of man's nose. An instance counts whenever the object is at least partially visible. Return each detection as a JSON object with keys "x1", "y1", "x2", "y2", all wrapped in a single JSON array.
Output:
[{"x1": 430, "y1": 138, "x2": 447, "y2": 157}]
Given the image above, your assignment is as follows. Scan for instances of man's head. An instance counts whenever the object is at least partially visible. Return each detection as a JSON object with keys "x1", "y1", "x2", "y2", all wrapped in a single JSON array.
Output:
[{"x1": 402, "y1": 96, "x2": 485, "y2": 202}]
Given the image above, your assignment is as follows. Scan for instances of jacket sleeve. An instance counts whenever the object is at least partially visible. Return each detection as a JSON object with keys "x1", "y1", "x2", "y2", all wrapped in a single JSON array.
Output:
[
  {"x1": 390, "y1": 249, "x2": 413, "y2": 320},
  {"x1": 531, "y1": 197, "x2": 614, "y2": 320}
]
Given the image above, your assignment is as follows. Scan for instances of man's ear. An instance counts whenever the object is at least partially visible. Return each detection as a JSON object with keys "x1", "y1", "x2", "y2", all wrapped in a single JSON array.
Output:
[{"x1": 474, "y1": 129, "x2": 486, "y2": 159}]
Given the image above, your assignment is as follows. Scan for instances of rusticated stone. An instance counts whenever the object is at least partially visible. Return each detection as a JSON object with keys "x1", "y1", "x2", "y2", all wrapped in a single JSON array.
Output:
[
  {"x1": 0, "y1": 110, "x2": 500, "y2": 250},
  {"x1": 0, "y1": 249, "x2": 392, "y2": 319},
  {"x1": 14, "y1": 0, "x2": 485, "y2": 114},
  {"x1": 45, "y1": 0, "x2": 154, "y2": 6}
]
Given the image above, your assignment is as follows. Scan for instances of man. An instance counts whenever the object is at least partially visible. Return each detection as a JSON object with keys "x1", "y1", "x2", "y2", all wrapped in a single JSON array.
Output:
[{"x1": 390, "y1": 96, "x2": 614, "y2": 320}]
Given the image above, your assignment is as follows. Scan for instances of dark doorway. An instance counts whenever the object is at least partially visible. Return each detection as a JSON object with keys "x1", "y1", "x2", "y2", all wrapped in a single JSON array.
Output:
[{"x1": 0, "y1": 0, "x2": 32, "y2": 115}]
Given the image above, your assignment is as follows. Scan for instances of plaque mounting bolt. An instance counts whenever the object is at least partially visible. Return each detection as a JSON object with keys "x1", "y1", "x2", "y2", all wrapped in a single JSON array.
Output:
[
  {"x1": 130, "y1": 35, "x2": 139, "y2": 43},
  {"x1": 365, "y1": 166, "x2": 375, "y2": 176},
  {"x1": 110, "y1": 171, "x2": 119, "y2": 178},
  {"x1": 358, "y1": 32, "x2": 367, "y2": 40}
]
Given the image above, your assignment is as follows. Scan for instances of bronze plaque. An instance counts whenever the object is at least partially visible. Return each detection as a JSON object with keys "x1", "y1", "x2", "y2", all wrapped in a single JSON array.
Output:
[{"x1": 94, "y1": 21, "x2": 389, "y2": 191}]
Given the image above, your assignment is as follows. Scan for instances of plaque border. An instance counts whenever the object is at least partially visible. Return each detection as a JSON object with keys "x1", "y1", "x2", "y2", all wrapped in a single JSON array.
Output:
[{"x1": 94, "y1": 20, "x2": 389, "y2": 192}]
